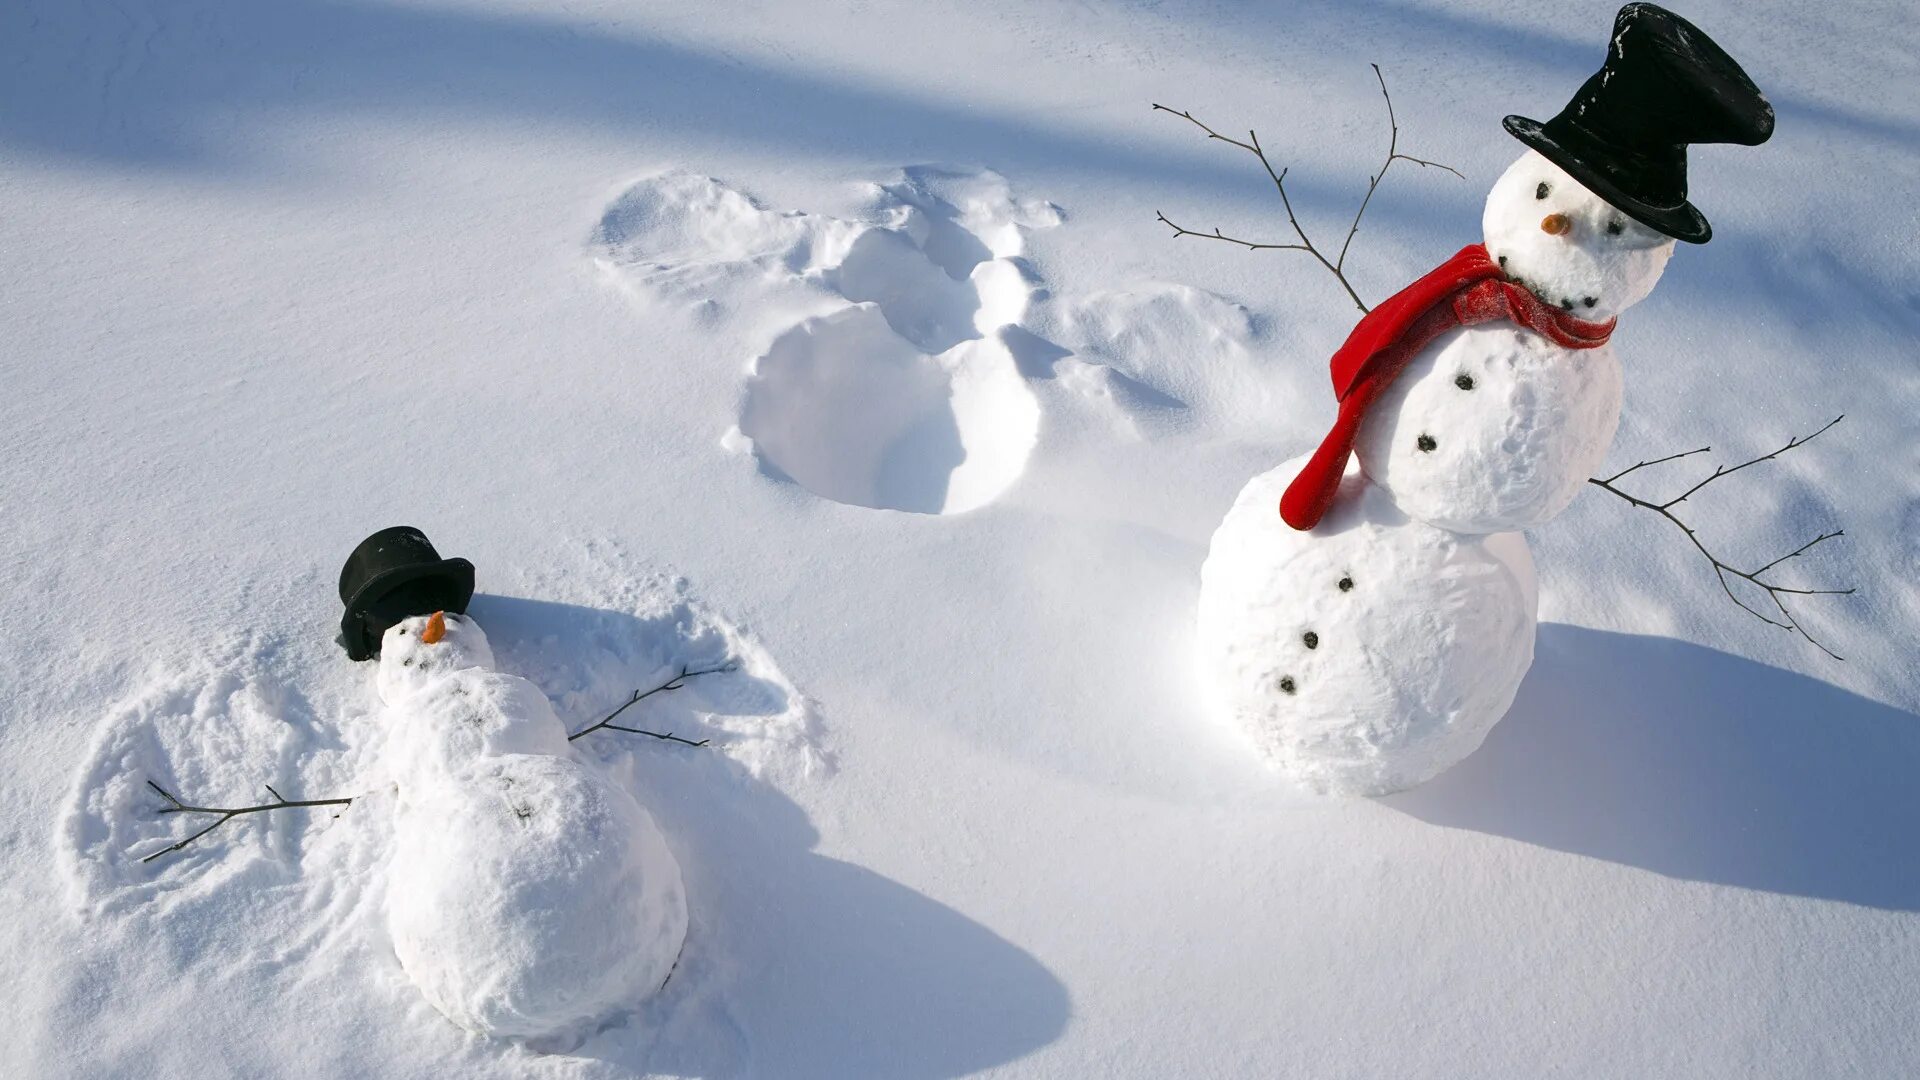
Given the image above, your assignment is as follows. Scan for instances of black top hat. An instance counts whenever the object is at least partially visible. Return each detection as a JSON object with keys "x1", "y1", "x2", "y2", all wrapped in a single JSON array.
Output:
[
  {"x1": 337, "y1": 526, "x2": 475, "y2": 661},
  {"x1": 1503, "y1": 3, "x2": 1773, "y2": 244}
]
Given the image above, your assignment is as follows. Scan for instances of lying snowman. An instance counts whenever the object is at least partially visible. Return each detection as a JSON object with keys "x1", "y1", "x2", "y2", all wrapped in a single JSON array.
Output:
[
  {"x1": 376, "y1": 605, "x2": 688, "y2": 1041},
  {"x1": 149, "y1": 527, "x2": 701, "y2": 1042},
  {"x1": 1197, "y1": 4, "x2": 1774, "y2": 795}
]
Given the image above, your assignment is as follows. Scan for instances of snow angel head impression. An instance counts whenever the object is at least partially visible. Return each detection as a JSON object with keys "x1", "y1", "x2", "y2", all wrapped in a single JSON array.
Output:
[{"x1": 378, "y1": 611, "x2": 496, "y2": 701}]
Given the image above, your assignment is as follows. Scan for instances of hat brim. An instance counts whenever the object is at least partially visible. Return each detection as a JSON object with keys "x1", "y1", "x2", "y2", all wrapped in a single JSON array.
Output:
[
  {"x1": 1503, "y1": 115, "x2": 1712, "y2": 244},
  {"x1": 338, "y1": 557, "x2": 476, "y2": 661}
]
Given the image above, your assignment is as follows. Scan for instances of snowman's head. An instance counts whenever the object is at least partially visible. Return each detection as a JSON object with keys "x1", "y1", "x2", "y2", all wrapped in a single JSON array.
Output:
[
  {"x1": 1483, "y1": 150, "x2": 1676, "y2": 322},
  {"x1": 376, "y1": 610, "x2": 495, "y2": 702}
]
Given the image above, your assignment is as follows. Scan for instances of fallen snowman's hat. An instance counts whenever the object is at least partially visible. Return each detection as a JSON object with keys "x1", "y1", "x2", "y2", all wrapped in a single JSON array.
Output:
[
  {"x1": 1501, "y1": 2, "x2": 1774, "y2": 244},
  {"x1": 338, "y1": 526, "x2": 475, "y2": 661}
]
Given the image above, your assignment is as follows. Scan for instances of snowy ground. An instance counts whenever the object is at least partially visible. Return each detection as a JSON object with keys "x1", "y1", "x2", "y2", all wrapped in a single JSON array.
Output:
[{"x1": 4, "y1": 0, "x2": 1918, "y2": 1076}]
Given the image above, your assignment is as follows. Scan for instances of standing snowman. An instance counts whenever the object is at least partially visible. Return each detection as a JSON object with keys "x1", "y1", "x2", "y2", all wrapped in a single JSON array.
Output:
[
  {"x1": 340, "y1": 528, "x2": 689, "y2": 1040},
  {"x1": 1196, "y1": 4, "x2": 1773, "y2": 795}
]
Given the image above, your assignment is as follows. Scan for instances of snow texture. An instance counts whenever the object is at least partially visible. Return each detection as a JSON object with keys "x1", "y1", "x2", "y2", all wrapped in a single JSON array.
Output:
[
  {"x1": 377, "y1": 613, "x2": 687, "y2": 1042},
  {"x1": 597, "y1": 169, "x2": 1054, "y2": 515},
  {"x1": 1197, "y1": 457, "x2": 1538, "y2": 795},
  {"x1": 10, "y1": 0, "x2": 1920, "y2": 1076}
]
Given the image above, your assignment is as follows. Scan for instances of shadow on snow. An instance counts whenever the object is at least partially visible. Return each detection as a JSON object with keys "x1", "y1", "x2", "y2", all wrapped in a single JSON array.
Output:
[
  {"x1": 1384, "y1": 623, "x2": 1920, "y2": 912},
  {"x1": 472, "y1": 593, "x2": 1072, "y2": 1078}
]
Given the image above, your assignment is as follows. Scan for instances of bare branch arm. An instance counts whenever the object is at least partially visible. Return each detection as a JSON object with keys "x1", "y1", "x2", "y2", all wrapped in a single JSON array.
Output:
[
  {"x1": 1657, "y1": 415, "x2": 1843, "y2": 509},
  {"x1": 1598, "y1": 444, "x2": 1712, "y2": 484},
  {"x1": 141, "y1": 780, "x2": 353, "y2": 863},
  {"x1": 1154, "y1": 212, "x2": 1311, "y2": 253},
  {"x1": 1587, "y1": 417, "x2": 1854, "y2": 660},
  {"x1": 1334, "y1": 65, "x2": 1465, "y2": 275},
  {"x1": 1151, "y1": 105, "x2": 1365, "y2": 313},
  {"x1": 1152, "y1": 67, "x2": 1460, "y2": 316},
  {"x1": 566, "y1": 662, "x2": 736, "y2": 745}
]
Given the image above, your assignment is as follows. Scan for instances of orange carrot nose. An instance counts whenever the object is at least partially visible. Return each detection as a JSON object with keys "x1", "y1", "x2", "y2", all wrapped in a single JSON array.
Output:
[
  {"x1": 420, "y1": 611, "x2": 447, "y2": 644},
  {"x1": 1541, "y1": 213, "x2": 1572, "y2": 236}
]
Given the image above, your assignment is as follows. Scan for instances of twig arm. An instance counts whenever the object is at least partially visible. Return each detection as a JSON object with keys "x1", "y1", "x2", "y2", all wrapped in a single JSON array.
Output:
[
  {"x1": 1658, "y1": 415, "x2": 1843, "y2": 509},
  {"x1": 1586, "y1": 417, "x2": 1853, "y2": 660},
  {"x1": 141, "y1": 780, "x2": 353, "y2": 863},
  {"x1": 566, "y1": 662, "x2": 735, "y2": 743},
  {"x1": 1334, "y1": 65, "x2": 1464, "y2": 275},
  {"x1": 1151, "y1": 67, "x2": 1460, "y2": 316}
]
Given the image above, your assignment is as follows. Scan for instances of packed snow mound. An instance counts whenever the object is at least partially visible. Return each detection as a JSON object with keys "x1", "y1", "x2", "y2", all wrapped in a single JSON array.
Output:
[
  {"x1": 386, "y1": 751, "x2": 688, "y2": 1041},
  {"x1": 596, "y1": 168, "x2": 1057, "y2": 514},
  {"x1": 1354, "y1": 323, "x2": 1625, "y2": 533},
  {"x1": 382, "y1": 667, "x2": 572, "y2": 780},
  {"x1": 1196, "y1": 456, "x2": 1538, "y2": 796}
]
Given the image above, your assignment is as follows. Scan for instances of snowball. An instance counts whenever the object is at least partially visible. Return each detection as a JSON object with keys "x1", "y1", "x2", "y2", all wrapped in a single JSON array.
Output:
[
  {"x1": 377, "y1": 612, "x2": 496, "y2": 703},
  {"x1": 1354, "y1": 322, "x2": 1623, "y2": 533},
  {"x1": 1483, "y1": 150, "x2": 1674, "y2": 322},
  {"x1": 387, "y1": 754, "x2": 689, "y2": 1041},
  {"x1": 1196, "y1": 456, "x2": 1537, "y2": 796},
  {"x1": 382, "y1": 669, "x2": 572, "y2": 781}
]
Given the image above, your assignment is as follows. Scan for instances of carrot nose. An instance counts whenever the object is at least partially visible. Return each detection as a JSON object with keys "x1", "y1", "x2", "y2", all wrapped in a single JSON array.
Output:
[
  {"x1": 1541, "y1": 213, "x2": 1572, "y2": 236},
  {"x1": 420, "y1": 611, "x2": 447, "y2": 645}
]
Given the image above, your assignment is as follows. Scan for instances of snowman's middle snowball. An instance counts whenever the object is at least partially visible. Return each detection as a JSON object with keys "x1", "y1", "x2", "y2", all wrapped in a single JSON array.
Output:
[
  {"x1": 1353, "y1": 320, "x2": 1624, "y2": 533},
  {"x1": 1196, "y1": 456, "x2": 1538, "y2": 796}
]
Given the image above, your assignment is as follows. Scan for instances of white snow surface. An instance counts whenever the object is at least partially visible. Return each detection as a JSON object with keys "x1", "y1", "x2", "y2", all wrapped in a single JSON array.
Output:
[
  {"x1": 7, "y1": 1, "x2": 1920, "y2": 1077},
  {"x1": 1198, "y1": 457, "x2": 1538, "y2": 794},
  {"x1": 376, "y1": 613, "x2": 688, "y2": 1042}
]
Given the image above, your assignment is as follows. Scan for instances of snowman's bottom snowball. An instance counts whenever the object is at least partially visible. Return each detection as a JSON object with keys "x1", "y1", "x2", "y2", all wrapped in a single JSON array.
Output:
[
  {"x1": 387, "y1": 754, "x2": 689, "y2": 1040},
  {"x1": 1196, "y1": 457, "x2": 1538, "y2": 795}
]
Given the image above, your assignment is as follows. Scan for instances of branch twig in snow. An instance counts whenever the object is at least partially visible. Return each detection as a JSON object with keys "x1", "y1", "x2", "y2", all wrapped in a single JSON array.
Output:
[
  {"x1": 1586, "y1": 416, "x2": 1853, "y2": 660},
  {"x1": 141, "y1": 780, "x2": 353, "y2": 863},
  {"x1": 1152, "y1": 65, "x2": 1462, "y2": 315},
  {"x1": 566, "y1": 663, "x2": 736, "y2": 745}
]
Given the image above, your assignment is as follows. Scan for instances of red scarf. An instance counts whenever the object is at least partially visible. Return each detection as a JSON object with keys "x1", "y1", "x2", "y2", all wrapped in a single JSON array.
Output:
[{"x1": 1277, "y1": 243, "x2": 1616, "y2": 531}]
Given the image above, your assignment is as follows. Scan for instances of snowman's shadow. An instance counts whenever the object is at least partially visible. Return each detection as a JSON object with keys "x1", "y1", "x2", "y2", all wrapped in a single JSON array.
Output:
[
  {"x1": 1383, "y1": 624, "x2": 1920, "y2": 911},
  {"x1": 467, "y1": 594, "x2": 1071, "y2": 1078}
]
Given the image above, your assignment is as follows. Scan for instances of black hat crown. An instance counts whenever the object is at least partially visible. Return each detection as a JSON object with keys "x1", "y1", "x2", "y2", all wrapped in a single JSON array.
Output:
[
  {"x1": 1503, "y1": 3, "x2": 1773, "y2": 243},
  {"x1": 337, "y1": 526, "x2": 475, "y2": 661}
]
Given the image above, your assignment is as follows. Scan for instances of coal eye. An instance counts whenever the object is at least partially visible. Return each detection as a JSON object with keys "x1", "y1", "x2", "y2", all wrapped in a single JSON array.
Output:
[
  {"x1": 1606, "y1": 220, "x2": 1624, "y2": 236},
  {"x1": 1535, "y1": 181, "x2": 1551, "y2": 200},
  {"x1": 397, "y1": 628, "x2": 407, "y2": 635}
]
